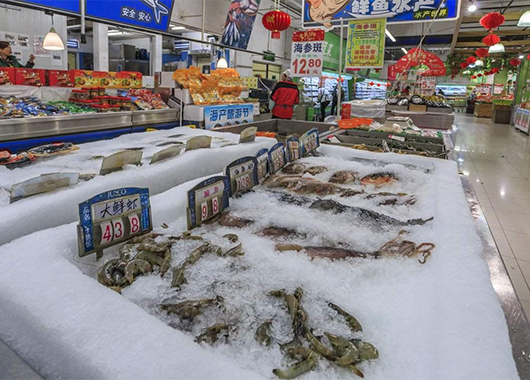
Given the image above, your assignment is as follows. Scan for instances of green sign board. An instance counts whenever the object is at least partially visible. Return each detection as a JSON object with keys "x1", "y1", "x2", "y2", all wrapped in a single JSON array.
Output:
[
  {"x1": 323, "y1": 32, "x2": 347, "y2": 71},
  {"x1": 263, "y1": 50, "x2": 276, "y2": 62}
]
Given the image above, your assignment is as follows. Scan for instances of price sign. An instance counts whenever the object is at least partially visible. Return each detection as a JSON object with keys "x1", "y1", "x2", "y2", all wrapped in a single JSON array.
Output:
[
  {"x1": 255, "y1": 148, "x2": 270, "y2": 184},
  {"x1": 268, "y1": 143, "x2": 287, "y2": 174},
  {"x1": 10, "y1": 172, "x2": 79, "y2": 203},
  {"x1": 239, "y1": 126, "x2": 257, "y2": 144},
  {"x1": 225, "y1": 156, "x2": 259, "y2": 197},
  {"x1": 286, "y1": 136, "x2": 301, "y2": 162},
  {"x1": 100, "y1": 150, "x2": 143, "y2": 176},
  {"x1": 187, "y1": 175, "x2": 230, "y2": 230},
  {"x1": 77, "y1": 187, "x2": 152, "y2": 258},
  {"x1": 291, "y1": 30, "x2": 324, "y2": 78},
  {"x1": 300, "y1": 128, "x2": 320, "y2": 156}
]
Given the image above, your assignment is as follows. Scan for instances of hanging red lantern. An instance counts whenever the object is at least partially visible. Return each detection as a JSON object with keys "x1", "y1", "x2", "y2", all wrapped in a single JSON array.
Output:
[
  {"x1": 491, "y1": 67, "x2": 500, "y2": 73},
  {"x1": 466, "y1": 56, "x2": 477, "y2": 65},
  {"x1": 369, "y1": 81, "x2": 375, "y2": 86},
  {"x1": 376, "y1": 83, "x2": 381, "y2": 87},
  {"x1": 510, "y1": 58, "x2": 521, "y2": 67},
  {"x1": 386, "y1": 83, "x2": 391, "y2": 87},
  {"x1": 477, "y1": 73, "x2": 483, "y2": 77},
  {"x1": 262, "y1": 10, "x2": 291, "y2": 39},
  {"x1": 460, "y1": 62, "x2": 468, "y2": 69},
  {"x1": 471, "y1": 75, "x2": 477, "y2": 79},
  {"x1": 475, "y1": 48, "x2": 489, "y2": 58},
  {"x1": 482, "y1": 34, "x2": 500, "y2": 46},
  {"x1": 480, "y1": 12, "x2": 505, "y2": 30},
  {"x1": 527, "y1": 54, "x2": 530, "y2": 60}
]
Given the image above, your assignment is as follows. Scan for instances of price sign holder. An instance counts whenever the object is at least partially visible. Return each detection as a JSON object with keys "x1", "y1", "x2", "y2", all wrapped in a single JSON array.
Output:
[
  {"x1": 255, "y1": 148, "x2": 270, "y2": 184},
  {"x1": 100, "y1": 150, "x2": 143, "y2": 176},
  {"x1": 225, "y1": 156, "x2": 259, "y2": 197},
  {"x1": 185, "y1": 135, "x2": 212, "y2": 151},
  {"x1": 286, "y1": 136, "x2": 301, "y2": 162},
  {"x1": 150, "y1": 144, "x2": 185, "y2": 164},
  {"x1": 186, "y1": 176, "x2": 230, "y2": 231},
  {"x1": 268, "y1": 143, "x2": 287, "y2": 174},
  {"x1": 300, "y1": 128, "x2": 320, "y2": 156},
  {"x1": 239, "y1": 126, "x2": 258, "y2": 144},
  {"x1": 77, "y1": 187, "x2": 152, "y2": 259},
  {"x1": 10, "y1": 172, "x2": 79, "y2": 203}
]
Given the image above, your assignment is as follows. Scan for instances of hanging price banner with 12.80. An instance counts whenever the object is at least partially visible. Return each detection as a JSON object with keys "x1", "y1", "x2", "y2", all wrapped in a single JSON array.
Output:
[{"x1": 291, "y1": 29, "x2": 324, "y2": 78}]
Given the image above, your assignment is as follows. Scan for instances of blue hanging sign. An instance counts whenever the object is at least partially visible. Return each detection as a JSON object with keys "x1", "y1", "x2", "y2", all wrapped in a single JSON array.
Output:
[
  {"x1": 303, "y1": 0, "x2": 460, "y2": 28},
  {"x1": 9, "y1": 0, "x2": 81, "y2": 15},
  {"x1": 268, "y1": 143, "x2": 287, "y2": 175},
  {"x1": 187, "y1": 176, "x2": 230, "y2": 230},
  {"x1": 255, "y1": 148, "x2": 270, "y2": 184},
  {"x1": 300, "y1": 128, "x2": 320, "y2": 156},
  {"x1": 86, "y1": 0, "x2": 174, "y2": 32},
  {"x1": 77, "y1": 187, "x2": 152, "y2": 258},
  {"x1": 204, "y1": 104, "x2": 254, "y2": 130},
  {"x1": 286, "y1": 136, "x2": 301, "y2": 162},
  {"x1": 225, "y1": 156, "x2": 259, "y2": 197}
]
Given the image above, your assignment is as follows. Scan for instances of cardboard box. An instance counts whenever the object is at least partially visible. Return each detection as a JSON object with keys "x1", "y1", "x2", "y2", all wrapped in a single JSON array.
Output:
[
  {"x1": 114, "y1": 71, "x2": 142, "y2": 89},
  {"x1": 14, "y1": 68, "x2": 46, "y2": 86},
  {"x1": 47, "y1": 70, "x2": 74, "y2": 87},
  {"x1": 72, "y1": 70, "x2": 142, "y2": 88},
  {"x1": 0, "y1": 67, "x2": 15, "y2": 85}
]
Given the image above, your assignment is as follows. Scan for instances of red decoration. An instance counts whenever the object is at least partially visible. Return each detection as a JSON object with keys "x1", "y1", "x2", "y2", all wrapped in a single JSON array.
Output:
[
  {"x1": 471, "y1": 75, "x2": 477, "y2": 79},
  {"x1": 475, "y1": 48, "x2": 489, "y2": 58},
  {"x1": 491, "y1": 67, "x2": 500, "y2": 73},
  {"x1": 528, "y1": 54, "x2": 530, "y2": 60},
  {"x1": 386, "y1": 83, "x2": 391, "y2": 87},
  {"x1": 482, "y1": 34, "x2": 500, "y2": 46},
  {"x1": 477, "y1": 73, "x2": 483, "y2": 77},
  {"x1": 510, "y1": 58, "x2": 521, "y2": 67},
  {"x1": 480, "y1": 12, "x2": 505, "y2": 30},
  {"x1": 466, "y1": 56, "x2": 477, "y2": 65},
  {"x1": 369, "y1": 81, "x2": 375, "y2": 86},
  {"x1": 376, "y1": 83, "x2": 381, "y2": 87},
  {"x1": 262, "y1": 10, "x2": 291, "y2": 39},
  {"x1": 394, "y1": 48, "x2": 446, "y2": 76},
  {"x1": 460, "y1": 62, "x2": 468, "y2": 69}
]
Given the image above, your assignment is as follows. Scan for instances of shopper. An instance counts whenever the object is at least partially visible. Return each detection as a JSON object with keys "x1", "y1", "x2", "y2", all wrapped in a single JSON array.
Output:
[
  {"x1": 330, "y1": 85, "x2": 339, "y2": 116},
  {"x1": 318, "y1": 86, "x2": 332, "y2": 121},
  {"x1": 0, "y1": 41, "x2": 35, "y2": 68},
  {"x1": 271, "y1": 69, "x2": 299, "y2": 120}
]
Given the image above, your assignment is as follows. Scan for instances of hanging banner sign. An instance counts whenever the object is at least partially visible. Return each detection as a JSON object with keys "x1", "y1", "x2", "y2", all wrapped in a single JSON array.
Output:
[
  {"x1": 87, "y1": 0, "x2": 174, "y2": 32},
  {"x1": 77, "y1": 187, "x2": 152, "y2": 257},
  {"x1": 345, "y1": 18, "x2": 386, "y2": 69},
  {"x1": 303, "y1": 0, "x2": 460, "y2": 28},
  {"x1": 291, "y1": 29, "x2": 325, "y2": 77},
  {"x1": 186, "y1": 176, "x2": 230, "y2": 230},
  {"x1": 221, "y1": 0, "x2": 262, "y2": 49},
  {"x1": 394, "y1": 48, "x2": 446, "y2": 77},
  {"x1": 204, "y1": 104, "x2": 254, "y2": 130}
]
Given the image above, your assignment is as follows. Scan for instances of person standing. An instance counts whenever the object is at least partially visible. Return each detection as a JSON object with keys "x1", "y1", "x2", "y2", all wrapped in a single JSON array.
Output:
[
  {"x1": 318, "y1": 85, "x2": 331, "y2": 121},
  {"x1": 271, "y1": 69, "x2": 299, "y2": 120},
  {"x1": 0, "y1": 41, "x2": 35, "y2": 68},
  {"x1": 330, "y1": 85, "x2": 339, "y2": 116}
]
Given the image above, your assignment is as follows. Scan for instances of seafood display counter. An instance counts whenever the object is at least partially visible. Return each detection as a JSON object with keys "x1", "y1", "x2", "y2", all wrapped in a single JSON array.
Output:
[{"x1": 0, "y1": 109, "x2": 180, "y2": 152}]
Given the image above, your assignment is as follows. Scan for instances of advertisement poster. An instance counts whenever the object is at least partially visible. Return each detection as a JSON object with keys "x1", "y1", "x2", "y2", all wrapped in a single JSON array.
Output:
[
  {"x1": 493, "y1": 84, "x2": 504, "y2": 95},
  {"x1": 345, "y1": 18, "x2": 386, "y2": 69},
  {"x1": 204, "y1": 104, "x2": 254, "y2": 129},
  {"x1": 33, "y1": 35, "x2": 49, "y2": 56},
  {"x1": 4, "y1": 32, "x2": 17, "y2": 45},
  {"x1": 419, "y1": 76, "x2": 436, "y2": 96},
  {"x1": 51, "y1": 52, "x2": 63, "y2": 66},
  {"x1": 394, "y1": 48, "x2": 446, "y2": 77},
  {"x1": 290, "y1": 29, "x2": 325, "y2": 77},
  {"x1": 303, "y1": 0, "x2": 460, "y2": 28},
  {"x1": 323, "y1": 32, "x2": 346, "y2": 71},
  {"x1": 17, "y1": 34, "x2": 30, "y2": 49},
  {"x1": 221, "y1": 0, "x2": 261, "y2": 49}
]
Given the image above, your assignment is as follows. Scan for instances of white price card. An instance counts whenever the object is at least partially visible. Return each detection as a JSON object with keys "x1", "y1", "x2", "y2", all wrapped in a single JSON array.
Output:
[
  {"x1": 100, "y1": 221, "x2": 114, "y2": 244},
  {"x1": 128, "y1": 214, "x2": 141, "y2": 235},
  {"x1": 112, "y1": 218, "x2": 124, "y2": 240}
]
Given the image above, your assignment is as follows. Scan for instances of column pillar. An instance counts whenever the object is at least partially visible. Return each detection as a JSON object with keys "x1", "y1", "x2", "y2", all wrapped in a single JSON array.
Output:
[
  {"x1": 150, "y1": 34, "x2": 163, "y2": 75},
  {"x1": 93, "y1": 23, "x2": 109, "y2": 71}
]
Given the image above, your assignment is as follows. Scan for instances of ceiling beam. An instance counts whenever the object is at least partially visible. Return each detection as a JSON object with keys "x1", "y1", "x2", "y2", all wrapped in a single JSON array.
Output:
[
  {"x1": 458, "y1": 29, "x2": 530, "y2": 37},
  {"x1": 462, "y1": 11, "x2": 524, "y2": 23},
  {"x1": 450, "y1": 0, "x2": 466, "y2": 54},
  {"x1": 456, "y1": 40, "x2": 530, "y2": 47}
]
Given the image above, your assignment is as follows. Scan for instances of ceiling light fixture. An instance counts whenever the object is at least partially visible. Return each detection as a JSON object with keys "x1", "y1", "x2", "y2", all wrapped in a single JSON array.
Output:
[
  {"x1": 385, "y1": 29, "x2": 396, "y2": 42},
  {"x1": 217, "y1": 53, "x2": 228, "y2": 69},
  {"x1": 489, "y1": 43, "x2": 505, "y2": 53},
  {"x1": 517, "y1": 10, "x2": 530, "y2": 27},
  {"x1": 468, "y1": 2, "x2": 477, "y2": 12},
  {"x1": 43, "y1": 14, "x2": 65, "y2": 51},
  {"x1": 519, "y1": 54, "x2": 524, "y2": 59},
  {"x1": 171, "y1": 26, "x2": 185, "y2": 30},
  {"x1": 401, "y1": 47, "x2": 408, "y2": 54}
]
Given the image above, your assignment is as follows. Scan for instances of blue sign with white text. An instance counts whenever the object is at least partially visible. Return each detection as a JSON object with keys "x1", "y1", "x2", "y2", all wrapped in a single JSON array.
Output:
[
  {"x1": 87, "y1": 0, "x2": 174, "y2": 32},
  {"x1": 204, "y1": 104, "x2": 254, "y2": 130},
  {"x1": 303, "y1": 0, "x2": 460, "y2": 27},
  {"x1": 11, "y1": 0, "x2": 80, "y2": 14}
]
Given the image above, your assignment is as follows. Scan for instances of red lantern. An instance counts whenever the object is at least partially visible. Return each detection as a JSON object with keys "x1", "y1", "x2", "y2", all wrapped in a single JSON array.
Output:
[
  {"x1": 369, "y1": 81, "x2": 375, "y2": 86},
  {"x1": 475, "y1": 48, "x2": 489, "y2": 58},
  {"x1": 480, "y1": 12, "x2": 505, "y2": 30},
  {"x1": 376, "y1": 83, "x2": 381, "y2": 87},
  {"x1": 527, "y1": 54, "x2": 530, "y2": 60},
  {"x1": 477, "y1": 73, "x2": 483, "y2": 77},
  {"x1": 510, "y1": 58, "x2": 521, "y2": 67},
  {"x1": 460, "y1": 62, "x2": 468, "y2": 69},
  {"x1": 482, "y1": 34, "x2": 500, "y2": 46},
  {"x1": 386, "y1": 83, "x2": 391, "y2": 87},
  {"x1": 491, "y1": 67, "x2": 500, "y2": 74},
  {"x1": 466, "y1": 56, "x2": 477, "y2": 65},
  {"x1": 262, "y1": 10, "x2": 291, "y2": 39},
  {"x1": 471, "y1": 75, "x2": 477, "y2": 79}
]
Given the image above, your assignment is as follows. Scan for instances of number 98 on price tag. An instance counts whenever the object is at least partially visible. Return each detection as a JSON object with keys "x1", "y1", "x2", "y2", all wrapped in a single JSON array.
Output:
[{"x1": 187, "y1": 175, "x2": 230, "y2": 230}]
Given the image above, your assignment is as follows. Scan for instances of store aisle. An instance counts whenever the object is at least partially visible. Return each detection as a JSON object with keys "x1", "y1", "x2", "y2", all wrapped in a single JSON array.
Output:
[{"x1": 454, "y1": 113, "x2": 530, "y2": 320}]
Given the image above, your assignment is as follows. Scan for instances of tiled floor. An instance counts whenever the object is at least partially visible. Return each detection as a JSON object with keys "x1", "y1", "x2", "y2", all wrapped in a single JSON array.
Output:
[{"x1": 455, "y1": 113, "x2": 530, "y2": 320}]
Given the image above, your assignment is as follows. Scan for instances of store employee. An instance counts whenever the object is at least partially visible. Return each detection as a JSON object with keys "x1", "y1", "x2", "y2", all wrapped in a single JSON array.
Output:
[
  {"x1": 271, "y1": 69, "x2": 299, "y2": 120},
  {"x1": 0, "y1": 41, "x2": 36, "y2": 68}
]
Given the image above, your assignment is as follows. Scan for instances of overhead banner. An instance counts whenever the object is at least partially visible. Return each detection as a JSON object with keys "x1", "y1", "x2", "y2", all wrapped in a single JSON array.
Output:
[
  {"x1": 394, "y1": 48, "x2": 446, "y2": 77},
  {"x1": 303, "y1": 0, "x2": 460, "y2": 28},
  {"x1": 345, "y1": 18, "x2": 386, "y2": 69},
  {"x1": 221, "y1": 0, "x2": 261, "y2": 49},
  {"x1": 87, "y1": 0, "x2": 174, "y2": 32},
  {"x1": 291, "y1": 29, "x2": 325, "y2": 77}
]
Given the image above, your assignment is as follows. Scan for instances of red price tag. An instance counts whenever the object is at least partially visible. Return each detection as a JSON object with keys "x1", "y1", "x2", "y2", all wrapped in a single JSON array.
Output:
[{"x1": 128, "y1": 214, "x2": 140, "y2": 235}]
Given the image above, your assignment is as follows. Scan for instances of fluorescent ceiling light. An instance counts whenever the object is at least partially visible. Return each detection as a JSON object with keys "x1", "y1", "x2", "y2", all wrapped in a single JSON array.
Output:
[
  {"x1": 385, "y1": 29, "x2": 396, "y2": 42},
  {"x1": 488, "y1": 43, "x2": 505, "y2": 53},
  {"x1": 519, "y1": 55, "x2": 524, "y2": 59},
  {"x1": 43, "y1": 27, "x2": 65, "y2": 50},
  {"x1": 401, "y1": 48, "x2": 408, "y2": 54},
  {"x1": 468, "y1": 3, "x2": 477, "y2": 12},
  {"x1": 517, "y1": 10, "x2": 530, "y2": 27},
  {"x1": 171, "y1": 26, "x2": 185, "y2": 30}
]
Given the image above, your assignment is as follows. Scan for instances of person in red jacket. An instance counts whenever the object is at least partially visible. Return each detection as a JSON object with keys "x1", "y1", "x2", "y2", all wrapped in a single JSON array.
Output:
[{"x1": 271, "y1": 69, "x2": 299, "y2": 119}]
